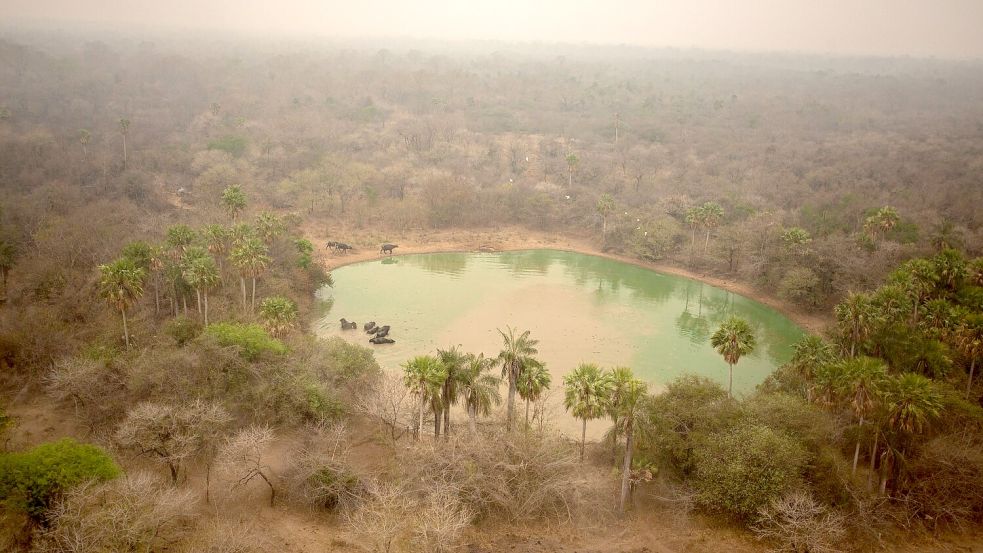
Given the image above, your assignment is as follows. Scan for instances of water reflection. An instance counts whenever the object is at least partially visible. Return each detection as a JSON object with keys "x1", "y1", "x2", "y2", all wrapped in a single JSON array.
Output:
[
  {"x1": 381, "y1": 257, "x2": 399, "y2": 265},
  {"x1": 492, "y1": 249, "x2": 556, "y2": 276},
  {"x1": 403, "y1": 252, "x2": 469, "y2": 276}
]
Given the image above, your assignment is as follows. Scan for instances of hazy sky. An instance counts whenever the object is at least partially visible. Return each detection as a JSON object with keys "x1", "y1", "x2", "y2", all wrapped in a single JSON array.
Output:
[{"x1": 4, "y1": 0, "x2": 983, "y2": 58}]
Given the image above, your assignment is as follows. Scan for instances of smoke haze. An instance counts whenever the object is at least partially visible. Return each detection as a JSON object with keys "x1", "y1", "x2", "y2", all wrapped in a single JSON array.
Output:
[{"x1": 3, "y1": 0, "x2": 983, "y2": 58}]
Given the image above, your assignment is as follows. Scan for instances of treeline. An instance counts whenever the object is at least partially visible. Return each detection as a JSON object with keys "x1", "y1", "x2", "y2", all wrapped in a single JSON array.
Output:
[{"x1": 1, "y1": 34, "x2": 982, "y2": 312}]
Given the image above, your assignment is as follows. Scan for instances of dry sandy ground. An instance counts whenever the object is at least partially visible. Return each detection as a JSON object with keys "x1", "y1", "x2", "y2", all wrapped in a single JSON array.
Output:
[{"x1": 306, "y1": 224, "x2": 830, "y2": 334}]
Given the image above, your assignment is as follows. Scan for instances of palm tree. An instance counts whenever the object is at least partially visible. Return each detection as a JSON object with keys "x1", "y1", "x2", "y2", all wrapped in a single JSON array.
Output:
[
  {"x1": 834, "y1": 292, "x2": 874, "y2": 358},
  {"x1": 684, "y1": 207, "x2": 701, "y2": 253},
  {"x1": 838, "y1": 357, "x2": 888, "y2": 475},
  {"x1": 880, "y1": 373, "x2": 943, "y2": 494},
  {"x1": 932, "y1": 248, "x2": 967, "y2": 292},
  {"x1": 436, "y1": 346, "x2": 468, "y2": 437},
  {"x1": 613, "y1": 374, "x2": 647, "y2": 513},
  {"x1": 222, "y1": 185, "x2": 247, "y2": 223},
  {"x1": 118, "y1": 118, "x2": 130, "y2": 169},
  {"x1": 954, "y1": 314, "x2": 983, "y2": 399},
  {"x1": 259, "y1": 296, "x2": 299, "y2": 337},
  {"x1": 864, "y1": 206, "x2": 899, "y2": 243},
  {"x1": 230, "y1": 238, "x2": 271, "y2": 312},
  {"x1": 228, "y1": 223, "x2": 256, "y2": 247},
  {"x1": 165, "y1": 224, "x2": 197, "y2": 253},
  {"x1": 710, "y1": 317, "x2": 756, "y2": 398},
  {"x1": 182, "y1": 252, "x2": 220, "y2": 325},
  {"x1": 890, "y1": 259, "x2": 938, "y2": 325},
  {"x1": 402, "y1": 355, "x2": 447, "y2": 441},
  {"x1": 459, "y1": 353, "x2": 501, "y2": 433},
  {"x1": 147, "y1": 245, "x2": 165, "y2": 315},
  {"x1": 0, "y1": 239, "x2": 15, "y2": 297},
  {"x1": 563, "y1": 363, "x2": 612, "y2": 461},
  {"x1": 968, "y1": 258, "x2": 983, "y2": 287},
  {"x1": 181, "y1": 247, "x2": 209, "y2": 316},
  {"x1": 98, "y1": 258, "x2": 146, "y2": 349},
  {"x1": 930, "y1": 218, "x2": 964, "y2": 252},
  {"x1": 790, "y1": 335, "x2": 837, "y2": 400},
  {"x1": 596, "y1": 194, "x2": 615, "y2": 234},
  {"x1": 201, "y1": 225, "x2": 230, "y2": 276},
  {"x1": 565, "y1": 152, "x2": 579, "y2": 187},
  {"x1": 494, "y1": 326, "x2": 540, "y2": 432},
  {"x1": 606, "y1": 366, "x2": 635, "y2": 463},
  {"x1": 255, "y1": 212, "x2": 285, "y2": 245},
  {"x1": 698, "y1": 201, "x2": 724, "y2": 253},
  {"x1": 78, "y1": 129, "x2": 90, "y2": 158},
  {"x1": 516, "y1": 361, "x2": 551, "y2": 429}
]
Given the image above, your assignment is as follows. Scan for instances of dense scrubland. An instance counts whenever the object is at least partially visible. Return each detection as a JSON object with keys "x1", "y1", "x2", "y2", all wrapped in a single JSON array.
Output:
[{"x1": 1, "y1": 30, "x2": 983, "y2": 552}]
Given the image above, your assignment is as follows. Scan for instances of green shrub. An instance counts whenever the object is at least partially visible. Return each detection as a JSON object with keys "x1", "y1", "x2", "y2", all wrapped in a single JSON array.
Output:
[
  {"x1": 204, "y1": 323, "x2": 286, "y2": 361},
  {"x1": 165, "y1": 316, "x2": 202, "y2": 346},
  {"x1": 207, "y1": 135, "x2": 247, "y2": 157},
  {"x1": 693, "y1": 424, "x2": 807, "y2": 520},
  {"x1": 0, "y1": 439, "x2": 120, "y2": 518}
]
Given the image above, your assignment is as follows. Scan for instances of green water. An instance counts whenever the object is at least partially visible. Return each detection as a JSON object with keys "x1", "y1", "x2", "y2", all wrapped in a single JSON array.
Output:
[{"x1": 314, "y1": 250, "x2": 804, "y2": 432}]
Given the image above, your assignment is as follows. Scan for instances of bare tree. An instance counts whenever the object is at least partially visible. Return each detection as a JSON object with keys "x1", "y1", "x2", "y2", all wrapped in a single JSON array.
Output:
[
  {"x1": 344, "y1": 483, "x2": 414, "y2": 553},
  {"x1": 33, "y1": 471, "x2": 196, "y2": 553},
  {"x1": 217, "y1": 426, "x2": 278, "y2": 507},
  {"x1": 752, "y1": 492, "x2": 847, "y2": 553},
  {"x1": 356, "y1": 371, "x2": 413, "y2": 444},
  {"x1": 115, "y1": 400, "x2": 230, "y2": 484}
]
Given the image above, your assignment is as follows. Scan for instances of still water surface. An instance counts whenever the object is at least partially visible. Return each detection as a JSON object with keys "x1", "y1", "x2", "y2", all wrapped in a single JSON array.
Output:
[{"x1": 315, "y1": 250, "x2": 804, "y2": 434}]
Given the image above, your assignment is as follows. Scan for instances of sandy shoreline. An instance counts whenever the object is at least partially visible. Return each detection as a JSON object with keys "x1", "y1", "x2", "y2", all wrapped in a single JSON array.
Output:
[{"x1": 306, "y1": 225, "x2": 830, "y2": 334}]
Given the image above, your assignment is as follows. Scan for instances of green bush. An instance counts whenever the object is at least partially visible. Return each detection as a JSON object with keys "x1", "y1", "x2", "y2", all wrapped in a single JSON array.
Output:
[
  {"x1": 693, "y1": 424, "x2": 807, "y2": 520},
  {"x1": 207, "y1": 135, "x2": 247, "y2": 157},
  {"x1": 165, "y1": 316, "x2": 202, "y2": 346},
  {"x1": 204, "y1": 323, "x2": 286, "y2": 361},
  {"x1": 0, "y1": 439, "x2": 120, "y2": 518}
]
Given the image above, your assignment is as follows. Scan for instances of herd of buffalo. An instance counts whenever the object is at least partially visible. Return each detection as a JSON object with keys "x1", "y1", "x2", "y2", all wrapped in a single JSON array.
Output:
[
  {"x1": 338, "y1": 318, "x2": 395, "y2": 344},
  {"x1": 331, "y1": 242, "x2": 400, "y2": 344},
  {"x1": 326, "y1": 241, "x2": 399, "y2": 255}
]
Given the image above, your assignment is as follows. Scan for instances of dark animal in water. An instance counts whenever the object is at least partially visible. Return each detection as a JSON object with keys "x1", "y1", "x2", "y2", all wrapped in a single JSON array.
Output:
[
  {"x1": 364, "y1": 321, "x2": 377, "y2": 332},
  {"x1": 372, "y1": 325, "x2": 390, "y2": 337},
  {"x1": 369, "y1": 336, "x2": 395, "y2": 344},
  {"x1": 336, "y1": 243, "x2": 353, "y2": 253},
  {"x1": 326, "y1": 241, "x2": 339, "y2": 250},
  {"x1": 380, "y1": 244, "x2": 398, "y2": 255},
  {"x1": 339, "y1": 318, "x2": 357, "y2": 330}
]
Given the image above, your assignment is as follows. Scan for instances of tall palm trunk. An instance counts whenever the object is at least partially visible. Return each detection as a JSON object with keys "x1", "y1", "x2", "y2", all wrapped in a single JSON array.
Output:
[
  {"x1": 443, "y1": 405, "x2": 450, "y2": 439},
  {"x1": 417, "y1": 395, "x2": 425, "y2": 440},
  {"x1": 851, "y1": 415, "x2": 864, "y2": 475},
  {"x1": 704, "y1": 228, "x2": 711, "y2": 253},
  {"x1": 967, "y1": 358, "x2": 976, "y2": 399},
  {"x1": 468, "y1": 405, "x2": 477, "y2": 433},
  {"x1": 203, "y1": 290, "x2": 209, "y2": 326},
  {"x1": 251, "y1": 277, "x2": 257, "y2": 312},
  {"x1": 580, "y1": 419, "x2": 587, "y2": 461},
  {"x1": 195, "y1": 289, "x2": 202, "y2": 315},
  {"x1": 867, "y1": 429, "x2": 879, "y2": 490},
  {"x1": 433, "y1": 409, "x2": 441, "y2": 439},
  {"x1": 728, "y1": 363, "x2": 734, "y2": 398},
  {"x1": 506, "y1": 372, "x2": 517, "y2": 431},
  {"x1": 121, "y1": 309, "x2": 130, "y2": 349},
  {"x1": 611, "y1": 415, "x2": 620, "y2": 465},
  {"x1": 240, "y1": 276, "x2": 247, "y2": 310},
  {"x1": 619, "y1": 422, "x2": 634, "y2": 513}
]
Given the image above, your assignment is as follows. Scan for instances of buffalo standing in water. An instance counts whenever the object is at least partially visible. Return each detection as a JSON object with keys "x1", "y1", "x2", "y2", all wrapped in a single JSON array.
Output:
[
  {"x1": 380, "y1": 244, "x2": 398, "y2": 255},
  {"x1": 372, "y1": 325, "x2": 391, "y2": 337},
  {"x1": 339, "y1": 318, "x2": 357, "y2": 330},
  {"x1": 369, "y1": 336, "x2": 395, "y2": 344},
  {"x1": 364, "y1": 321, "x2": 377, "y2": 332}
]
